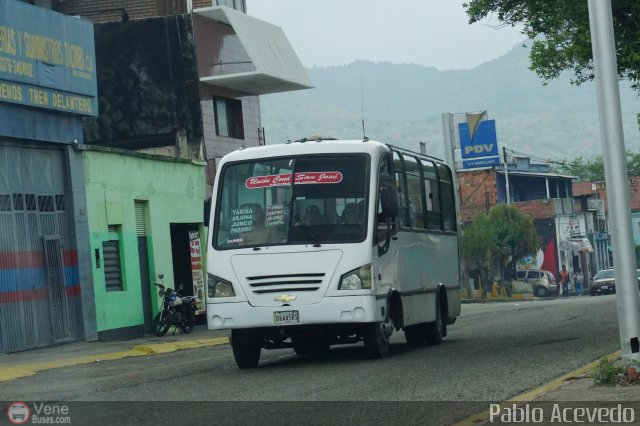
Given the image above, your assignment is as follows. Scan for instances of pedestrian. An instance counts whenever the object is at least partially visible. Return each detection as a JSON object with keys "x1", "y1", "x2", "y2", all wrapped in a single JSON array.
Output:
[
  {"x1": 559, "y1": 265, "x2": 569, "y2": 297},
  {"x1": 574, "y1": 269, "x2": 584, "y2": 296}
]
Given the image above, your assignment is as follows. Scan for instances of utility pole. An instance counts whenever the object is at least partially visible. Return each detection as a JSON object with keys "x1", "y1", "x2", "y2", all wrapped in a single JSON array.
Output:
[
  {"x1": 503, "y1": 146, "x2": 511, "y2": 205},
  {"x1": 588, "y1": 0, "x2": 640, "y2": 364},
  {"x1": 441, "y1": 113, "x2": 460, "y2": 224}
]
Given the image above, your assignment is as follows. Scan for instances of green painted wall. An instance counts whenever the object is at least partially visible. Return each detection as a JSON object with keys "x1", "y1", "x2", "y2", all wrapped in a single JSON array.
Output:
[{"x1": 83, "y1": 147, "x2": 205, "y2": 332}]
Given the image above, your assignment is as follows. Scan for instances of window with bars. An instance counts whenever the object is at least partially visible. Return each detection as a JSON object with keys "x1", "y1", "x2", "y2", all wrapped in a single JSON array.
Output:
[
  {"x1": 38, "y1": 195, "x2": 54, "y2": 212},
  {"x1": 0, "y1": 195, "x2": 10, "y2": 211},
  {"x1": 103, "y1": 225, "x2": 124, "y2": 291},
  {"x1": 12, "y1": 194, "x2": 24, "y2": 210},
  {"x1": 55, "y1": 195, "x2": 65, "y2": 211},
  {"x1": 0, "y1": 194, "x2": 64, "y2": 212},
  {"x1": 25, "y1": 194, "x2": 36, "y2": 211}
]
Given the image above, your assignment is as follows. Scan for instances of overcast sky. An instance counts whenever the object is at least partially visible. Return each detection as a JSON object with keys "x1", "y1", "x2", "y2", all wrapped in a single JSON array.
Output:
[{"x1": 248, "y1": 0, "x2": 525, "y2": 70}]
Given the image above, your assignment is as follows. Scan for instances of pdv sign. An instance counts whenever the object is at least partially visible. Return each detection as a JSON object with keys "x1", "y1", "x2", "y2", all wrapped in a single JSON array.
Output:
[{"x1": 458, "y1": 119, "x2": 500, "y2": 169}]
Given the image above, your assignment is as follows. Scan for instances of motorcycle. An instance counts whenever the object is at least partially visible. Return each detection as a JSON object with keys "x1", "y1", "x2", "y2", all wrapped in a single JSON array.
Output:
[{"x1": 152, "y1": 280, "x2": 197, "y2": 336}]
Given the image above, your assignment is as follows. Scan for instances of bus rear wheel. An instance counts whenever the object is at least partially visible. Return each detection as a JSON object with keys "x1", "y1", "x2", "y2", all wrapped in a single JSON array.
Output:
[
  {"x1": 230, "y1": 329, "x2": 261, "y2": 369},
  {"x1": 424, "y1": 299, "x2": 444, "y2": 345}
]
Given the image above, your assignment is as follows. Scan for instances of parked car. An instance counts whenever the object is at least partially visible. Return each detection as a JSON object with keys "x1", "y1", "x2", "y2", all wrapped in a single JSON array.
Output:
[
  {"x1": 515, "y1": 269, "x2": 558, "y2": 297},
  {"x1": 590, "y1": 269, "x2": 616, "y2": 296},
  {"x1": 590, "y1": 268, "x2": 640, "y2": 296}
]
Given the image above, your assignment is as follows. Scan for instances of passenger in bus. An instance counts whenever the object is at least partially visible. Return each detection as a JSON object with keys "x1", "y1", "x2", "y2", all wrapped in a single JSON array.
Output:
[
  {"x1": 243, "y1": 204, "x2": 278, "y2": 244},
  {"x1": 341, "y1": 203, "x2": 360, "y2": 224}
]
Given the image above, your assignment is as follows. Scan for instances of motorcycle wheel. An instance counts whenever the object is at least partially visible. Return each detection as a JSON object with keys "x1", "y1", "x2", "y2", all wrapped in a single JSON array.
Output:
[
  {"x1": 152, "y1": 311, "x2": 171, "y2": 336},
  {"x1": 181, "y1": 308, "x2": 195, "y2": 334}
]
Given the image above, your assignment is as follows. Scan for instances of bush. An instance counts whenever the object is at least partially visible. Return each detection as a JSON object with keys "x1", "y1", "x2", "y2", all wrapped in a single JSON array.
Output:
[{"x1": 592, "y1": 358, "x2": 623, "y2": 385}]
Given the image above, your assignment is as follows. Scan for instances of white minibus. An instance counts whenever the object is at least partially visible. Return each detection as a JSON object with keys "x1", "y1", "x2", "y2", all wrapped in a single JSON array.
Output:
[{"x1": 206, "y1": 138, "x2": 461, "y2": 368}]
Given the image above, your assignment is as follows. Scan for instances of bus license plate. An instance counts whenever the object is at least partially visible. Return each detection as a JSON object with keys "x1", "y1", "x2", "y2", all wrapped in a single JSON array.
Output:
[{"x1": 274, "y1": 310, "x2": 299, "y2": 325}]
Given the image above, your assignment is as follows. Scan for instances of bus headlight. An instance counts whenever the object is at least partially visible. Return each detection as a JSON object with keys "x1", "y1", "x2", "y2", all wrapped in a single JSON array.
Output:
[
  {"x1": 208, "y1": 274, "x2": 235, "y2": 298},
  {"x1": 339, "y1": 264, "x2": 372, "y2": 290}
]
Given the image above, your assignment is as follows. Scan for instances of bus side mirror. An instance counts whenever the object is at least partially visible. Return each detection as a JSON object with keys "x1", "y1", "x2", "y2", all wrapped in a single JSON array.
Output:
[{"x1": 379, "y1": 186, "x2": 399, "y2": 218}]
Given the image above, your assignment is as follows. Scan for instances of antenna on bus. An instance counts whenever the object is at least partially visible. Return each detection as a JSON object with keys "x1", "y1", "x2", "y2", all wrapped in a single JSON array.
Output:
[{"x1": 361, "y1": 74, "x2": 368, "y2": 142}]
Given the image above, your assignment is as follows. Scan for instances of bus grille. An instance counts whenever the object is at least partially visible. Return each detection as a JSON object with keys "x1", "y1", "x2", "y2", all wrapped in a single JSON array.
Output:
[{"x1": 246, "y1": 273, "x2": 325, "y2": 294}]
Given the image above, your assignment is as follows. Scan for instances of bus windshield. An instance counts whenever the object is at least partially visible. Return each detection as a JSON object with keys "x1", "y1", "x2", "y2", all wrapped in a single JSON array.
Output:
[{"x1": 214, "y1": 154, "x2": 370, "y2": 249}]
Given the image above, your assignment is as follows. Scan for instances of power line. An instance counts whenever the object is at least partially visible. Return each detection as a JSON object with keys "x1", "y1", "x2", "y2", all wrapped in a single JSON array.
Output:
[{"x1": 503, "y1": 147, "x2": 568, "y2": 167}]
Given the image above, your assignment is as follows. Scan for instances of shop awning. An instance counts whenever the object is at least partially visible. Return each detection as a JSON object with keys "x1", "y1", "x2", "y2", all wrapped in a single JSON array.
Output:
[{"x1": 560, "y1": 238, "x2": 594, "y2": 253}]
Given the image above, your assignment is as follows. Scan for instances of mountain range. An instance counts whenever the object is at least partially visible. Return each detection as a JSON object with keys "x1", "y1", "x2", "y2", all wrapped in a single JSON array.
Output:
[{"x1": 259, "y1": 44, "x2": 640, "y2": 162}]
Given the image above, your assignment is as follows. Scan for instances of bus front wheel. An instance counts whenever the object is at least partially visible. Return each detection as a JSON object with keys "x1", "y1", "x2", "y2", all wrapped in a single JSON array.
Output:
[
  {"x1": 230, "y1": 329, "x2": 261, "y2": 369},
  {"x1": 363, "y1": 319, "x2": 393, "y2": 358}
]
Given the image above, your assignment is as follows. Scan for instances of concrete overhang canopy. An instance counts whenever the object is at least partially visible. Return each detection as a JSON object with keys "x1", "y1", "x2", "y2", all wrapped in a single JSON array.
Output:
[{"x1": 193, "y1": 6, "x2": 313, "y2": 95}]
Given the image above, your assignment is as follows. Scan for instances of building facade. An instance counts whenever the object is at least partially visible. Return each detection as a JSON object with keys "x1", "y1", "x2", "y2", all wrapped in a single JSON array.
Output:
[
  {"x1": 1, "y1": 0, "x2": 310, "y2": 351},
  {"x1": 457, "y1": 158, "x2": 595, "y2": 284},
  {"x1": 572, "y1": 177, "x2": 640, "y2": 272},
  {"x1": 55, "y1": 0, "x2": 313, "y2": 198},
  {"x1": 0, "y1": 0, "x2": 98, "y2": 352},
  {"x1": 83, "y1": 147, "x2": 205, "y2": 339}
]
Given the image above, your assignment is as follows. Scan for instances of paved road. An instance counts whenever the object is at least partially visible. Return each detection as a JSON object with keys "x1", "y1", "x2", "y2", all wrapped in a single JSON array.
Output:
[{"x1": 1, "y1": 295, "x2": 620, "y2": 424}]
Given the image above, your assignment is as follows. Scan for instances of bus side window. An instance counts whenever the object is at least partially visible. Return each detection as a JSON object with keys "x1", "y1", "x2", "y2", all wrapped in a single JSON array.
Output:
[
  {"x1": 422, "y1": 159, "x2": 442, "y2": 230},
  {"x1": 402, "y1": 155, "x2": 425, "y2": 229},
  {"x1": 377, "y1": 154, "x2": 397, "y2": 242},
  {"x1": 393, "y1": 151, "x2": 410, "y2": 228},
  {"x1": 437, "y1": 163, "x2": 457, "y2": 232}
]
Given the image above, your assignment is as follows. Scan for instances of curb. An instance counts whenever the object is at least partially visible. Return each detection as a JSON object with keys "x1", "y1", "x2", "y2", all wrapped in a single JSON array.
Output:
[
  {"x1": 461, "y1": 298, "x2": 535, "y2": 304},
  {"x1": 0, "y1": 336, "x2": 229, "y2": 383},
  {"x1": 453, "y1": 350, "x2": 622, "y2": 425}
]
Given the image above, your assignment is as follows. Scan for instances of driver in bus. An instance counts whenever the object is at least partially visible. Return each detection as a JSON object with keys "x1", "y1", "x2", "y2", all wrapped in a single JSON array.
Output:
[{"x1": 301, "y1": 204, "x2": 323, "y2": 225}]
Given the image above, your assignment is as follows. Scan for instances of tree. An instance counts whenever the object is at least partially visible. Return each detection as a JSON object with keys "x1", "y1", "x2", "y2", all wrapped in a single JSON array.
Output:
[
  {"x1": 461, "y1": 204, "x2": 540, "y2": 284},
  {"x1": 463, "y1": 0, "x2": 640, "y2": 92},
  {"x1": 557, "y1": 151, "x2": 640, "y2": 181},
  {"x1": 557, "y1": 156, "x2": 606, "y2": 181}
]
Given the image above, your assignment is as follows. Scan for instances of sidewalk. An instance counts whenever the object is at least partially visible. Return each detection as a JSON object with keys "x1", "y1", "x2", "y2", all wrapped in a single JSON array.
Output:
[
  {"x1": 0, "y1": 325, "x2": 229, "y2": 382},
  {"x1": 2, "y1": 324, "x2": 638, "y2": 424},
  {"x1": 456, "y1": 350, "x2": 640, "y2": 425}
]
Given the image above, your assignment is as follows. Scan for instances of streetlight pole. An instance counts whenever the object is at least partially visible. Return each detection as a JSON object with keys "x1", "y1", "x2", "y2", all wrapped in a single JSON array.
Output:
[
  {"x1": 503, "y1": 146, "x2": 511, "y2": 205},
  {"x1": 587, "y1": 0, "x2": 640, "y2": 364}
]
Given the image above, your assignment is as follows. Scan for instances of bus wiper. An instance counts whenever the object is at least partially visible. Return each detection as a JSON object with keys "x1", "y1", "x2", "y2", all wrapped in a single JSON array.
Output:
[
  {"x1": 288, "y1": 202, "x2": 321, "y2": 247},
  {"x1": 285, "y1": 158, "x2": 321, "y2": 247}
]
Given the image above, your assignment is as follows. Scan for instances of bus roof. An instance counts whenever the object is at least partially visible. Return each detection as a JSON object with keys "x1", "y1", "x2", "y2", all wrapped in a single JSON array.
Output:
[{"x1": 219, "y1": 139, "x2": 444, "y2": 164}]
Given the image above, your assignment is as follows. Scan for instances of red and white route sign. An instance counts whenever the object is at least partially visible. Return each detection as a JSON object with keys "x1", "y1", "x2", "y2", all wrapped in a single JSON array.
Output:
[{"x1": 245, "y1": 172, "x2": 343, "y2": 189}]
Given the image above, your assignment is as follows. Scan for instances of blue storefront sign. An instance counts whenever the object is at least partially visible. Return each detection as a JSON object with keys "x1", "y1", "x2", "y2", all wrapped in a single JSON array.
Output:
[
  {"x1": 459, "y1": 119, "x2": 500, "y2": 169},
  {"x1": 0, "y1": 0, "x2": 98, "y2": 116}
]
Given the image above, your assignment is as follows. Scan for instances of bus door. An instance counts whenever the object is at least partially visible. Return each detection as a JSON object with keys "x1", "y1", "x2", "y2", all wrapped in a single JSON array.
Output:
[{"x1": 374, "y1": 153, "x2": 398, "y2": 296}]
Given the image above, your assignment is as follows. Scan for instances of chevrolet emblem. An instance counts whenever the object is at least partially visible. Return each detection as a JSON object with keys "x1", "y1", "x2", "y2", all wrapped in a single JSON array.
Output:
[{"x1": 274, "y1": 294, "x2": 297, "y2": 303}]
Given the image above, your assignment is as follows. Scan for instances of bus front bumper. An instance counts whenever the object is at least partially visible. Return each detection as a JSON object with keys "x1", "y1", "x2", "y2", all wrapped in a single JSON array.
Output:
[{"x1": 206, "y1": 295, "x2": 382, "y2": 330}]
